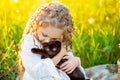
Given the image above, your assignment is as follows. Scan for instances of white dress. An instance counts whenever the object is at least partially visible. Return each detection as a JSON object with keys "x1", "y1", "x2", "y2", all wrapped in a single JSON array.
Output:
[{"x1": 19, "y1": 33, "x2": 77, "y2": 80}]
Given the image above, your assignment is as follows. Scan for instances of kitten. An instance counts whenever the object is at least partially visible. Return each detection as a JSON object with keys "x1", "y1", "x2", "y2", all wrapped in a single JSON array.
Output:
[
  {"x1": 31, "y1": 41, "x2": 89, "y2": 80},
  {"x1": 31, "y1": 41, "x2": 61, "y2": 59}
]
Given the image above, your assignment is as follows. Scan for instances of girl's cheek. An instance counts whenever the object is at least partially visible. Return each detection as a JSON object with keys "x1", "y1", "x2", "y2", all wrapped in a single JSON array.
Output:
[
  {"x1": 37, "y1": 33, "x2": 44, "y2": 41},
  {"x1": 59, "y1": 36, "x2": 64, "y2": 42}
]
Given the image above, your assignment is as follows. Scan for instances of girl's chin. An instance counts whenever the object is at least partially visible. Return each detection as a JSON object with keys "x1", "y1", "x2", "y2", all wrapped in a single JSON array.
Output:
[
  {"x1": 40, "y1": 41, "x2": 44, "y2": 44},
  {"x1": 40, "y1": 41, "x2": 48, "y2": 44}
]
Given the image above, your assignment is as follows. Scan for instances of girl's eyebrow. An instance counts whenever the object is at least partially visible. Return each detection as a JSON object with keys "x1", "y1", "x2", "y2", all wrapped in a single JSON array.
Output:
[
  {"x1": 52, "y1": 38, "x2": 59, "y2": 40},
  {"x1": 42, "y1": 32, "x2": 62, "y2": 39},
  {"x1": 42, "y1": 32, "x2": 57, "y2": 38}
]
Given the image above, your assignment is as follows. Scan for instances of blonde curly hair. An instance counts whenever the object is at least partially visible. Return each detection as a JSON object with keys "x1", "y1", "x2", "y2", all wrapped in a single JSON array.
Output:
[
  {"x1": 18, "y1": 2, "x2": 74, "y2": 80},
  {"x1": 24, "y1": 2, "x2": 74, "y2": 46}
]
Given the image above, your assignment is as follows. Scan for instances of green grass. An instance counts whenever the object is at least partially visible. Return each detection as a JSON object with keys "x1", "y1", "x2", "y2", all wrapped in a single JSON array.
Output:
[{"x1": 0, "y1": 0, "x2": 120, "y2": 79}]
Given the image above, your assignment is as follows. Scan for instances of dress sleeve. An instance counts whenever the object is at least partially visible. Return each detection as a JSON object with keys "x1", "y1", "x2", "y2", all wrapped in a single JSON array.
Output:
[{"x1": 19, "y1": 34, "x2": 61, "y2": 80}]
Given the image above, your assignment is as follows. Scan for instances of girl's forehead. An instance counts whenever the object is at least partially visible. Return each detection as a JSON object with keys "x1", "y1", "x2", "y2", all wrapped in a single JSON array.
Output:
[{"x1": 40, "y1": 26, "x2": 63, "y2": 38}]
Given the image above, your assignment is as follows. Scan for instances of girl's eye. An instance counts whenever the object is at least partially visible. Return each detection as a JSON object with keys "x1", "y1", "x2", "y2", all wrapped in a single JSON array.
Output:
[
  {"x1": 42, "y1": 32, "x2": 48, "y2": 37},
  {"x1": 52, "y1": 38, "x2": 57, "y2": 40},
  {"x1": 52, "y1": 38, "x2": 61, "y2": 41}
]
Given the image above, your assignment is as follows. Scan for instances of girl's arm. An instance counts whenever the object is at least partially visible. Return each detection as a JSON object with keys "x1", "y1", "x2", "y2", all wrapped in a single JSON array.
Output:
[
  {"x1": 20, "y1": 34, "x2": 62, "y2": 80},
  {"x1": 52, "y1": 45, "x2": 67, "y2": 66}
]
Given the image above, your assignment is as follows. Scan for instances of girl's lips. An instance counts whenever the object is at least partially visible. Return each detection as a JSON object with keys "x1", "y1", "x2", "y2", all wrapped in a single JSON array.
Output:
[{"x1": 40, "y1": 40, "x2": 49, "y2": 44}]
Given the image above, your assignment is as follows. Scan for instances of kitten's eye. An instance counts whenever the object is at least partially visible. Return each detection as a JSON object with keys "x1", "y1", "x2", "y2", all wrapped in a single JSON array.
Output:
[
  {"x1": 45, "y1": 47, "x2": 50, "y2": 51},
  {"x1": 52, "y1": 48, "x2": 57, "y2": 51}
]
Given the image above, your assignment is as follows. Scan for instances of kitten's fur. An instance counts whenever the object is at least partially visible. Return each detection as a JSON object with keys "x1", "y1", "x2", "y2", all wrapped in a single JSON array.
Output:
[{"x1": 31, "y1": 41, "x2": 89, "y2": 80}]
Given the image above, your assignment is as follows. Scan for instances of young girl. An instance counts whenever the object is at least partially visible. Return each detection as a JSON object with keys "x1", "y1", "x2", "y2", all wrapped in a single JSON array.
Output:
[{"x1": 18, "y1": 2, "x2": 85, "y2": 80}]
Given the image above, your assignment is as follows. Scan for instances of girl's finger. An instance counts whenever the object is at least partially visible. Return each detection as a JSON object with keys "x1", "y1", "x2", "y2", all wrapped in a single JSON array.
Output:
[
  {"x1": 61, "y1": 63, "x2": 71, "y2": 71},
  {"x1": 62, "y1": 55, "x2": 70, "y2": 59},
  {"x1": 64, "y1": 66, "x2": 72, "y2": 73},
  {"x1": 67, "y1": 67, "x2": 75, "y2": 74},
  {"x1": 60, "y1": 61, "x2": 68, "y2": 68}
]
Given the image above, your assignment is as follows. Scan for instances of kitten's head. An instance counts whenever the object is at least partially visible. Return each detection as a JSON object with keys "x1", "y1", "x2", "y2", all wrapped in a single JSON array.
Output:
[
  {"x1": 31, "y1": 41, "x2": 61, "y2": 58},
  {"x1": 42, "y1": 41, "x2": 61, "y2": 58}
]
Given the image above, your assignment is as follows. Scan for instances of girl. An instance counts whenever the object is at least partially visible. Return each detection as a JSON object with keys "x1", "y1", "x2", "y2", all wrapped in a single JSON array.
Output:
[{"x1": 18, "y1": 2, "x2": 85, "y2": 80}]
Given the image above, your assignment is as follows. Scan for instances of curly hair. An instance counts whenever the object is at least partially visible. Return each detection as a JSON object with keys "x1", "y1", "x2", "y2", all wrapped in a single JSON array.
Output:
[{"x1": 24, "y1": 2, "x2": 74, "y2": 46}]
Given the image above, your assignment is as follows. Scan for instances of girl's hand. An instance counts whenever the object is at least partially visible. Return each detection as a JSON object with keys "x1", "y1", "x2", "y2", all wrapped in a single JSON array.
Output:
[{"x1": 60, "y1": 56, "x2": 80, "y2": 74}]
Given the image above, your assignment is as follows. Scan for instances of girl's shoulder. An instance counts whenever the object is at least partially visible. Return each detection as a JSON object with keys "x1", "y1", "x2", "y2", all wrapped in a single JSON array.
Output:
[
  {"x1": 23, "y1": 33, "x2": 33, "y2": 41},
  {"x1": 22, "y1": 33, "x2": 41, "y2": 48}
]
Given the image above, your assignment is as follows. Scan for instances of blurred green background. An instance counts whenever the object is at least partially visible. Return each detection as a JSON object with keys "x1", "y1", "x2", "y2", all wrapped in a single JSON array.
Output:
[{"x1": 0, "y1": 0, "x2": 120, "y2": 79}]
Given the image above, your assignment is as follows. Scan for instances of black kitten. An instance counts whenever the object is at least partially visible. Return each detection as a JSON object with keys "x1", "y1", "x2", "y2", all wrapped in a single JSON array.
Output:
[
  {"x1": 31, "y1": 41, "x2": 61, "y2": 58},
  {"x1": 31, "y1": 41, "x2": 89, "y2": 80}
]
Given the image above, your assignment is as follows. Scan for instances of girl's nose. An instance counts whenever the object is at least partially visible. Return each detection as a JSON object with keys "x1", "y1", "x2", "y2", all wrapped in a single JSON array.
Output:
[{"x1": 44, "y1": 37, "x2": 51, "y2": 43}]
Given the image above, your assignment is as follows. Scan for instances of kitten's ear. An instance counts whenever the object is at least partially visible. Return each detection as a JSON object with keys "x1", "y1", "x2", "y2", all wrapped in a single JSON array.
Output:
[{"x1": 55, "y1": 41, "x2": 61, "y2": 46}]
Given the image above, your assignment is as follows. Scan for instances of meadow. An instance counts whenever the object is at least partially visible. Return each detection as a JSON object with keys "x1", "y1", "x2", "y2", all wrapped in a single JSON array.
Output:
[{"x1": 0, "y1": 0, "x2": 120, "y2": 79}]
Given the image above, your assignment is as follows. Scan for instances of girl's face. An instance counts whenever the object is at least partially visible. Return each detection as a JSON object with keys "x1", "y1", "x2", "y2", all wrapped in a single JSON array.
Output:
[{"x1": 36, "y1": 26, "x2": 63, "y2": 43}]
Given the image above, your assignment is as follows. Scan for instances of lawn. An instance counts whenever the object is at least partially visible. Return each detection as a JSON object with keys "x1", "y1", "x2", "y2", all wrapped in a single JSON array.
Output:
[{"x1": 0, "y1": 0, "x2": 120, "y2": 79}]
